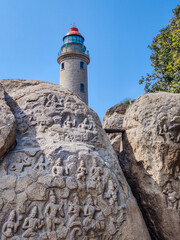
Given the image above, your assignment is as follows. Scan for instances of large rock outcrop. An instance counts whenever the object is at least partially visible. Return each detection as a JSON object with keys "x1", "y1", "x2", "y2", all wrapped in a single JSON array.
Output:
[
  {"x1": 121, "y1": 93, "x2": 180, "y2": 240},
  {"x1": 0, "y1": 79, "x2": 150, "y2": 240},
  {"x1": 0, "y1": 83, "x2": 16, "y2": 158},
  {"x1": 103, "y1": 104, "x2": 129, "y2": 154}
]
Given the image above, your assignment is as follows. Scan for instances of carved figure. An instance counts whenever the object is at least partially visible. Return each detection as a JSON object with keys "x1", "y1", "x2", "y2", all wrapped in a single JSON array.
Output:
[
  {"x1": 83, "y1": 194, "x2": 100, "y2": 233},
  {"x1": 78, "y1": 118, "x2": 93, "y2": 130},
  {"x1": 34, "y1": 156, "x2": 46, "y2": 172},
  {"x1": 157, "y1": 113, "x2": 168, "y2": 136},
  {"x1": 169, "y1": 116, "x2": 180, "y2": 142},
  {"x1": 45, "y1": 94, "x2": 63, "y2": 108},
  {"x1": 107, "y1": 216, "x2": 117, "y2": 236},
  {"x1": 105, "y1": 180, "x2": 118, "y2": 206},
  {"x1": 68, "y1": 193, "x2": 82, "y2": 239},
  {"x1": 88, "y1": 159, "x2": 103, "y2": 190},
  {"x1": 96, "y1": 212, "x2": 105, "y2": 231},
  {"x1": 10, "y1": 157, "x2": 31, "y2": 173},
  {"x1": 174, "y1": 165, "x2": 180, "y2": 180},
  {"x1": 22, "y1": 206, "x2": 44, "y2": 239},
  {"x1": 64, "y1": 115, "x2": 76, "y2": 128},
  {"x1": 163, "y1": 182, "x2": 179, "y2": 209},
  {"x1": 77, "y1": 160, "x2": 87, "y2": 182},
  {"x1": 52, "y1": 158, "x2": 64, "y2": 176},
  {"x1": 97, "y1": 194, "x2": 111, "y2": 217},
  {"x1": 116, "y1": 207, "x2": 126, "y2": 228},
  {"x1": 65, "y1": 155, "x2": 77, "y2": 176},
  {"x1": 44, "y1": 190, "x2": 64, "y2": 231},
  {"x1": 0, "y1": 198, "x2": 4, "y2": 210},
  {"x1": 2, "y1": 210, "x2": 22, "y2": 240}
]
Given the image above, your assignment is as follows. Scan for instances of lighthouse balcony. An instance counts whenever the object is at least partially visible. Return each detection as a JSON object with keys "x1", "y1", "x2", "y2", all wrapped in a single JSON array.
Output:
[{"x1": 58, "y1": 45, "x2": 89, "y2": 57}]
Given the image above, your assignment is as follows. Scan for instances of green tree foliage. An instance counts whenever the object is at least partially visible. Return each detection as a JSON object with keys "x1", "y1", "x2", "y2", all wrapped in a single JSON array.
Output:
[
  {"x1": 120, "y1": 98, "x2": 131, "y2": 105},
  {"x1": 139, "y1": 5, "x2": 180, "y2": 93}
]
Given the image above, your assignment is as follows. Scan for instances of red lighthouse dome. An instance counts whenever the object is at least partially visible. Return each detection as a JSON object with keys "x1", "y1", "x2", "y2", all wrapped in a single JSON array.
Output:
[
  {"x1": 65, "y1": 27, "x2": 83, "y2": 38},
  {"x1": 63, "y1": 26, "x2": 84, "y2": 42}
]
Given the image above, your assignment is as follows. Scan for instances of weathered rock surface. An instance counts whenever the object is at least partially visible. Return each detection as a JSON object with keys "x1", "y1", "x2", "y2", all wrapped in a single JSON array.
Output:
[
  {"x1": 103, "y1": 103, "x2": 128, "y2": 130},
  {"x1": 0, "y1": 79, "x2": 150, "y2": 240},
  {"x1": 121, "y1": 93, "x2": 180, "y2": 240},
  {"x1": 103, "y1": 103, "x2": 129, "y2": 155},
  {"x1": 0, "y1": 83, "x2": 16, "y2": 159}
]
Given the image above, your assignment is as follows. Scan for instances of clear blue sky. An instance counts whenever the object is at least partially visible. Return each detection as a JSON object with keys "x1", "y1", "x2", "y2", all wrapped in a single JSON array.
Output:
[{"x1": 0, "y1": 0, "x2": 179, "y2": 121}]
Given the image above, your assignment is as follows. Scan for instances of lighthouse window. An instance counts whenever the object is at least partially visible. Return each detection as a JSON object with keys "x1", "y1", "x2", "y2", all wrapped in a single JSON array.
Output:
[
  {"x1": 80, "y1": 61, "x2": 84, "y2": 69},
  {"x1": 61, "y1": 62, "x2": 64, "y2": 69},
  {"x1": 72, "y1": 36, "x2": 75, "y2": 42},
  {"x1": 80, "y1": 83, "x2": 84, "y2": 92}
]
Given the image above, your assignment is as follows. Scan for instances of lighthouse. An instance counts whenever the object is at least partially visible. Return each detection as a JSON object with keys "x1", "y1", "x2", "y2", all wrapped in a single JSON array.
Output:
[{"x1": 57, "y1": 26, "x2": 90, "y2": 105}]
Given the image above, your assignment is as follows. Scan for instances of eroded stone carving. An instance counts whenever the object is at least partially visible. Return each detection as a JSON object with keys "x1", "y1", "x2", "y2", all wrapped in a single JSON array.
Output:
[
  {"x1": 77, "y1": 160, "x2": 88, "y2": 182},
  {"x1": 174, "y1": 165, "x2": 180, "y2": 180},
  {"x1": 22, "y1": 206, "x2": 44, "y2": 239},
  {"x1": 169, "y1": 115, "x2": 180, "y2": 142},
  {"x1": 44, "y1": 190, "x2": 64, "y2": 231},
  {"x1": 105, "y1": 180, "x2": 118, "y2": 206},
  {"x1": 121, "y1": 92, "x2": 180, "y2": 239},
  {"x1": 163, "y1": 182, "x2": 179, "y2": 209},
  {"x1": 2, "y1": 210, "x2": 22, "y2": 240},
  {"x1": 78, "y1": 118, "x2": 93, "y2": 130},
  {"x1": 68, "y1": 193, "x2": 82, "y2": 240},
  {"x1": 44, "y1": 94, "x2": 64, "y2": 108},
  {"x1": 88, "y1": 158, "x2": 103, "y2": 191},
  {"x1": 0, "y1": 79, "x2": 151, "y2": 240},
  {"x1": 64, "y1": 115, "x2": 76, "y2": 128},
  {"x1": 83, "y1": 194, "x2": 101, "y2": 234},
  {"x1": 65, "y1": 155, "x2": 77, "y2": 176},
  {"x1": 52, "y1": 158, "x2": 64, "y2": 176},
  {"x1": 34, "y1": 155, "x2": 47, "y2": 172},
  {"x1": 10, "y1": 157, "x2": 31, "y2": 173}
]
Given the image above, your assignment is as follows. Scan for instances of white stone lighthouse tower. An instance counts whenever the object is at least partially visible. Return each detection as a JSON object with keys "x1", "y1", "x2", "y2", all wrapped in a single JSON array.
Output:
[{"x1": 57, "y1": 26, "x2": 90, "y2": 105}]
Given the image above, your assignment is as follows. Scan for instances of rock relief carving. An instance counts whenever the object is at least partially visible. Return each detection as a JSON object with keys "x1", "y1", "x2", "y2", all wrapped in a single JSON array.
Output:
[
  {"x1": 68, "y1": 193, "x2": 82, "y2": 240},
  {"x1": 1, "y1": 152, "x2": 127, "y2": 239},
  {"x1": 78, "y1": 118, "x2": 93, "y2": 130},
  {"x1": 116, "y1": 207, "x2": 127, "y2": 229},
  {"x1": 52, "y1": 158, "x2": 64, "y2": 176},
  {"x1": 34, "y1": 155, "x2": 47, "y2": 172},
  {"x1": 22, "y1": 206, "x2": 44, "y2": 239},
  {"x1": 163, "y1": 182, "x2": 179, "y2": 209},
  {"x1": 64, "y1": 115, "x2": 76, "y2": 128},
  {"x1": 157, "y1": 112, "x2": 168, "y2": 137},
  {"x1": 0, "y1": 198, "x2": 4, "y2": 210},
  {"x1": 83, "y1": 194, "x2": 101, "y2": 234},
  {"x1": 107, "y1": 216, "x2": 117, "y2": 236},
  {"x1": 169, "y1": 115, "x2": 180, "y2": 142},
  {"x1": 105, "y1": 180, "x2": 118, "y2": 205},
  {"x1": 38, "y1": 118, "x2": 54, "y2": 133},
  {"x1": 77, "y1": 160, "x2": 88, "y2": 182},
  {"x1": 9, "y1": 157, "x2": 32, "y2": 173},
  {"x1": 2, "y1": 210, "x2": 22, "y2": 240},
  {"x1": 87, "y1": 158, "x2": 103, "y2": 192},
  {"x1": 104, "y1": 179, "x2": 122, "y2": 216},
  {"x1": 174, "y1": 165, "x2": 180, "y2": 180},
  {"x1": 44, "y1": 94, "x2": 64, "y2": 108},
  {"x1": 44, "y1": 190, "x2": 64, "y2": 232},
  {"x1": 65, "y1": 155, "x2": 77, "y2": 176},
  {"x1": 157, "y1": 112, "x2": 180, "y2": 143}
]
